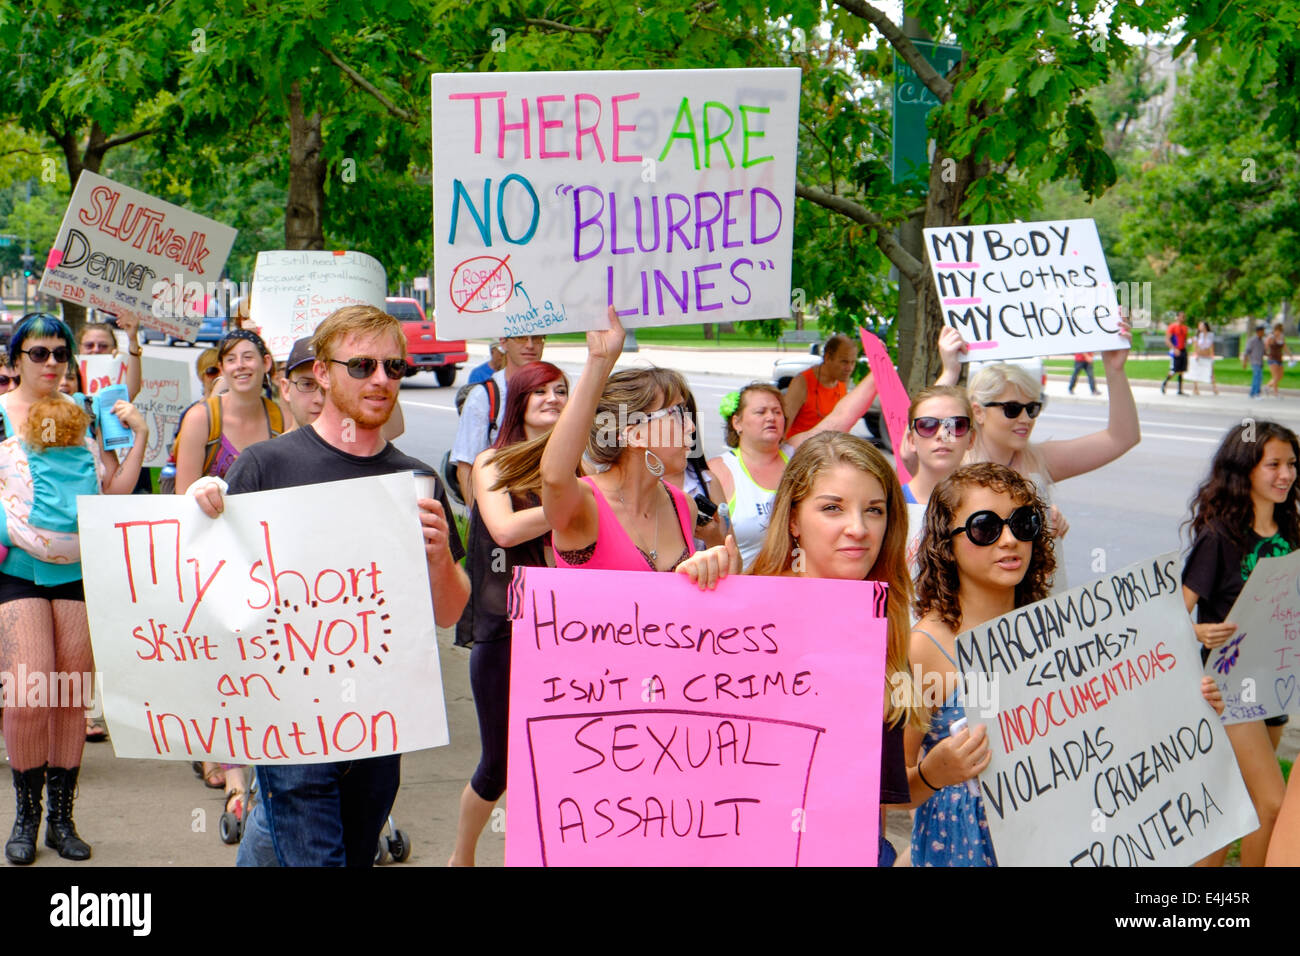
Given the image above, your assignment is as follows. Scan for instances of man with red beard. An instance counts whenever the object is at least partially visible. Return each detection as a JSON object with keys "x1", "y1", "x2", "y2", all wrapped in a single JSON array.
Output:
[{"x1": 190, "y1": 304, "x2": 468, "y2": 866}]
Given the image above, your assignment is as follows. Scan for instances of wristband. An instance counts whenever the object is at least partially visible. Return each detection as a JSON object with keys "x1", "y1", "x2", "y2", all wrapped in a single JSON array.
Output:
[
  {"x1": 916, "y1": 754, "x2": 939, "y2": 791},
  {"x1": 129, "y1": 348, "x2": 142, "y2": 357}
]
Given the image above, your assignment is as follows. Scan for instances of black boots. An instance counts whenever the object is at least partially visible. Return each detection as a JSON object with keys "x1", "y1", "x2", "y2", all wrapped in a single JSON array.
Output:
[
  {"x1": 6, "y1": 765, "x2": 45, "y2": 865},
  {"x1": 45, "y1": 766, "x2": 91, "y2": 860}
]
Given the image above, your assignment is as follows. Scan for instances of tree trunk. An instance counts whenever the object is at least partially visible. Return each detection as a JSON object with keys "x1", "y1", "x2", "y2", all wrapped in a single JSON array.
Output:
[
  {"x1": 906, "y1": 139, "x2": 986, "y2": 391},
  {"x1": 703, "y1": 323, "x2": 715, "y2": 340},
  {"x1": 50, "y1": 123, "x2": 107, "y2": 338},
  {"x1": 285, "y1": 82, "x2": 326, "y2": 251}
]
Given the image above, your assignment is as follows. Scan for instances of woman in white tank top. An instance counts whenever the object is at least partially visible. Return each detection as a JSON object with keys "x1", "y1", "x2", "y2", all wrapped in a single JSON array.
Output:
[{"x1": 709, "y1": 378, "x2": 882, "y2": 569}]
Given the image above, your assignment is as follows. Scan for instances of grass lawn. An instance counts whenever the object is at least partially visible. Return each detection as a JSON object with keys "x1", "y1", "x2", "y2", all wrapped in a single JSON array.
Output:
[{"x1": 1046, "y1": 356, "x2": 1300, "y2": 389}]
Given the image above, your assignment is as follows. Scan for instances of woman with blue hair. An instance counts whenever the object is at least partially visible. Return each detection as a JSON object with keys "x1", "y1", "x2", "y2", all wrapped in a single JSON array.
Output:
[{"x1": 0, "y1": 313, "x2": 148, "y2": 864}]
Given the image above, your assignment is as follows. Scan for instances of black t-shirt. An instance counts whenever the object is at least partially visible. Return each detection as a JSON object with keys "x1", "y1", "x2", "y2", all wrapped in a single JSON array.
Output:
[
  {"x1": 880, "y1": 720, "x2": 910, "y2": 805},
  {"x1": 224, "y1": 425, "x2": 465, "y2": 562},
  {"x1": 1182, "y1": 522, "x2": 1293, "y2": 625}
]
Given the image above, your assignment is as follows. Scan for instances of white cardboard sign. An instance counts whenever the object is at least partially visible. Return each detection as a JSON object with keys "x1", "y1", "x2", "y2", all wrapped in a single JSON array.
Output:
[
  {"x1": 1205, "y1": 549, "x2": 1300, "y2": 724},
  {"x1": 431, "y1": 68, "x2": 800, "y2": 337},
  {"x1": 78, "y1": 473, "x2": 449, "y2": 764},
  {"x1": 133, "y1": 355, "x2": 195, "y2": 468},
  {"x1": 41, "y1": 171, "x2": 237, "y2": 341},
  {"x1": 922, "y1": 218, "x2": 1128, "y2": 362},
  {"x1": 248, "y1": 250, "x2": 388, "y2": 360},
  {"x1": 952, "y1": 553, "x2": 1256, "y2": 866}
]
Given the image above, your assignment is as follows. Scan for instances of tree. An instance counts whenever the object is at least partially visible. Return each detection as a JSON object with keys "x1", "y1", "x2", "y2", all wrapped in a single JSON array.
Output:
[
  {"x1": 0, "y1": 1, "x2": 187, "y2": 330},
  {"x1": 1117, "y1": 55, "x2": 1299, "y2": 321}
]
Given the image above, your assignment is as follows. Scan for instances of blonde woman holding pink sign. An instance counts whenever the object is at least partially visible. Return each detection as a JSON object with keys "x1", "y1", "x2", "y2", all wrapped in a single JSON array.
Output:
[{"x1": 679, "y1": 432, "x2": 927, "y2": 865}]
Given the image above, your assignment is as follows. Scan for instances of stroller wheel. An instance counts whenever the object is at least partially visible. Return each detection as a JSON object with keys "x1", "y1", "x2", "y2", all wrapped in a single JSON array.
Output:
[
  {"x1": 387, "y1": 828, "x2": 411, "y2": 863},
  {"x1": 219, "y1": 811, "x2": 243, "y2": 844}
]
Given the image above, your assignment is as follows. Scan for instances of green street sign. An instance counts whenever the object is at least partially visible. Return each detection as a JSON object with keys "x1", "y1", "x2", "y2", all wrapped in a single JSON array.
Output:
[{"x1": 891, "y1": 41, "x2": 962, "y2": 186}]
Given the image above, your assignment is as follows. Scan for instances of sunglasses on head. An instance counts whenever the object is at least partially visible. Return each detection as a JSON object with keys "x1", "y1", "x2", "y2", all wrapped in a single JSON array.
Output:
[
  {"x1": 983, "y1": 400, "x2": 1043, "y2": 420},
  {"x1": 21, "y1": 346, "x2": 71, "y2": 365},
  {"x1": 949, "y1": 505, "x2": 1042, "y2": 546},
  {"x1": 911, "y1": 415, "x2": 971, "y2": 438},
  {"x1": 330, "y1": 357, "x2": 408, "y2": 380}
]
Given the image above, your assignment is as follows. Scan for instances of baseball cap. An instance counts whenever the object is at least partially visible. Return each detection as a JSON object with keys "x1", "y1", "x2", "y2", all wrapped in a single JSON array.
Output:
[{"x1": 285, "y1": 337, "x2": 316, "y2": 372}]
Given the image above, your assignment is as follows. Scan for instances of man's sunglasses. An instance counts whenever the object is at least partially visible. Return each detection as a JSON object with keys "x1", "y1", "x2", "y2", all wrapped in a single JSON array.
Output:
[
  {"x1": 983, "y1": 400, "x2": 1043, "y2": 420},
  {"x1": 330, "y1": 357, "x2": 408, "y2": 380},
  {"x1": 21, "y1": 346, "x2": 71, "y2": 364},
  {"x1": 949, "y1": 505, "x2": 1042, "y2": 546},
  {"x1": 911, "y1": 415, "x2": 970, "y2": 438}
]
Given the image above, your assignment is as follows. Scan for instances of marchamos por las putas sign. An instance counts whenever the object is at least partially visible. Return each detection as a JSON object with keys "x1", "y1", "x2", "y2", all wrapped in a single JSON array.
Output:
[
  {"x1": 953, "y1": 553, "x2": 1256, "y2": 866},
  {"x1": 431, "y1": 69, "x2": 799, "y2": 337}
]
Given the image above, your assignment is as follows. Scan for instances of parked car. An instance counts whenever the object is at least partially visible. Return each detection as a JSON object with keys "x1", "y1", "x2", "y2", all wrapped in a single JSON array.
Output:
[
  {"x1": 385, "y1": 297, "x2": 468, "y2": 387},
  {"x1": 139, "y1": 313, "x2": 227, "y2": 346}
]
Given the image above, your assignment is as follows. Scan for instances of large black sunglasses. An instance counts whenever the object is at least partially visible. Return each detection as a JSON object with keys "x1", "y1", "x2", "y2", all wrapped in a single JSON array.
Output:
[
  {"x1": 948, "y1": 505, "x2": 1042, "y2": 546},
  {"x1": 21, "y1": 346, "x2": 72, "y2": 365},
  {"x1": 911, "y1": 415, "x2": 970, "y2": 438},
  {"x1": 983, "y1": 400, "x2": 1043, "y2": 420},
  {"x1": 330, "y1": 357, "x2": 408, "y2": 380}
]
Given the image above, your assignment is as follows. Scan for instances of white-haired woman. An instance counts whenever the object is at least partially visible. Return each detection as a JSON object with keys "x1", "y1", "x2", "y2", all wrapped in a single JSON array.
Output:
[{"x1": 962, "y1": 332, "x2": 1139, "y2": 540}]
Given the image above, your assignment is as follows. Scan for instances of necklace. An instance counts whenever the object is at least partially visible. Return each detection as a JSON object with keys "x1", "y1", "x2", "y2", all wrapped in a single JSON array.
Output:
[{"x1": 618, "y1": 480, "x2": 664, "y2": 564}]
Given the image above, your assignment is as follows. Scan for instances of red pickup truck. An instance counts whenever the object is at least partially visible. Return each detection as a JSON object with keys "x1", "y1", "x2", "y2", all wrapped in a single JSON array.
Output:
[{"x1": 385, "y1": 297, "x2": 468, "y2": 387}]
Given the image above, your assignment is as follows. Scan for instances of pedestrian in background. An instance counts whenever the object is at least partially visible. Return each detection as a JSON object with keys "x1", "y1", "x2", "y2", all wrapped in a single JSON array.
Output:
[
  {"x1": 1244, "y1": 322, "x2": 1267, "y2": 400},
  {"x1": 1192, "y1": 320, "x2": 1219, "y2": 397},
  {"x1": 1266, "y1": 322, "x2": 1294, "y2": 398},
  {"x1": 1067, "y1": 352, "x2": 1099, "y2": 395},
  {"x1": 1162, "y1": 311, "x2": 1189, "y2": 395}
]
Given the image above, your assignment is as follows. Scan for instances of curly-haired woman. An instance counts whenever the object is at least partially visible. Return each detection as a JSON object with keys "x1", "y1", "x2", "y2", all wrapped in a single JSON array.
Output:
[{"x1": 903, "y1": 463, "x2": 1056, "y2": 866}]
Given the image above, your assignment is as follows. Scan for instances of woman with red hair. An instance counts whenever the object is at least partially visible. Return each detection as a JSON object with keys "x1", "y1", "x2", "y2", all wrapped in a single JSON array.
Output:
[{"x1": 450, "y1": 361, "x2": 569, "y2": 865}]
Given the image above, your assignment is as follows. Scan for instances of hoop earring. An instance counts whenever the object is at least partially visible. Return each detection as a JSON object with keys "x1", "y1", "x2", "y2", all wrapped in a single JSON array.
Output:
[{"x1": 644, "y1": 449, "x2": 665, "y2": 478}]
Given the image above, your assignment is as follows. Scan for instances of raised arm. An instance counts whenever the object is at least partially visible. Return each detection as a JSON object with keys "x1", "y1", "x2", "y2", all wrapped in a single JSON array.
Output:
[
  {"x1": 100, "y1": 401, "x2": 149, "y2": 495},
  {"x1": 473, "y1": 451, "x2": 550, "y2": 548},
  {"x1": 934, "y1": 327, "x2": 967, "y2": 387},
  {"x1": 117, "y1": 314, "x2": 143, "y2": 400},
  {"x1": 539, "y1": 307, "x2": 624, "y2": 540},
  {"x1": 1039, "y1": 327, "x2": 1140, "y2": 481}
]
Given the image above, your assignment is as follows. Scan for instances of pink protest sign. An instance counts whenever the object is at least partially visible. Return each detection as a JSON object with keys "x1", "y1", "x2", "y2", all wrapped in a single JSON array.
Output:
[
  {"x1": 506, "y1": 567, "x2": 888, "y2": 866},
  {"x1": 858, "y1": 329, "x2": 912, "y2": 484}
]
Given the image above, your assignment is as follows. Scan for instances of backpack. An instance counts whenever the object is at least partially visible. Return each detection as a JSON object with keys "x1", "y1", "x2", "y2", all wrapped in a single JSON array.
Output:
[
  {"x1": 443, "y1": 378, "x2": 502, "y2": 503},
  {"x1": 159, "y1": 394, "x2": 285, "y2": 493}
]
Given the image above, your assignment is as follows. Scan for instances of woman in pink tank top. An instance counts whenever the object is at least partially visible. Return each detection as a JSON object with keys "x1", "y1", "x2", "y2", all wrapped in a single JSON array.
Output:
[{"x1": 541, "y1": 308, "x2": 697, "y2": 572}]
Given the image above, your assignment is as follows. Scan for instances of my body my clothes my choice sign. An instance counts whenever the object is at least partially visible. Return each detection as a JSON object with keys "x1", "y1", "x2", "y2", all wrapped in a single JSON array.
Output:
[
  {"x1": 923, "y1": 218, "x2": 1128, "y2": 362},
  {"x1": 431, "y1": 69, "x2": 799, "y2": 337}
]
